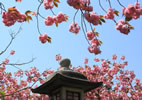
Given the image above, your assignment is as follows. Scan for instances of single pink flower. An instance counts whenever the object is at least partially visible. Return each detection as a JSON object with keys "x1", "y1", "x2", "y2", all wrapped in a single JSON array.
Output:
[
  {"x1": 56, "y1": 54, "x2": 62, "y2": 61},
  {"x1": 84, "y1": 58, "x2": 88, "y2": 64},
  {"x1": 39, "y1": 33, "x2": 48, "y2": 43},
  {"x1": 121, "y1": 56, "x2": 125, "y2": 60},
  {"x1": 10, "y1": 50, "x2": 15, "y2": 55}
]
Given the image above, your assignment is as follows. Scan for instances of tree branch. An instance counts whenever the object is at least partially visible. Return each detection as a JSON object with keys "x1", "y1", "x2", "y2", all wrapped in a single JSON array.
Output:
[
  {"x1": 6, "y1": 57, "x2": 36, "y2": 66},
  {"x1": 80, "y1": 10, "x2": 92, "y2": 47},
  {"x1": 36, "y1": 0, "x2": 43, "y2": 35},
  {"x1": 3, "y1": 87, "x2": 31, "y2": 97},
  {"x1": 0, "y1": 2, "x2": 6, "y2": 14},
  {"x1": 0, "y1": 26, "x2": 22, "y2": 55},
  {"x1": 117, "y1": 0, "x2": 125, "y2": 8},
  {"x1": 99, "y1": 0, "x2": 107, "y2": 13}
]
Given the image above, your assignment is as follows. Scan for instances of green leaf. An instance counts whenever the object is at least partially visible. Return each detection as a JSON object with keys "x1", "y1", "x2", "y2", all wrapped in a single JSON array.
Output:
[
  {"x1": 0, "y1": 90, "x2": 5, "y2": 96},
  {"x1": 0, "y1": 90, "x2": 5, "y2": 100}
]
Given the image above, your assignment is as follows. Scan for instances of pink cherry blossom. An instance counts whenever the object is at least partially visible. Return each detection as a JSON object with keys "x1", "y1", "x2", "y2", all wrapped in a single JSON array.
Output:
[
  {"x1": 94, "y1": 58, "x2": 100, "y2": 62},
  {"x1": 123, "y1": 2, "x2": 142, "y2": 19},
  {"x1": 10, "y1": 50, "x2": 15, "y2": 55},
  {"x1": 69, "y1": 22, "x2": 80, "y2": 34},
  {"x1": 47, "y1": 69, "x2": 54, "y2": 74},
  {"x1": 56, "y1": 54, "x2": 62, "y2": 61},
  {"x1": 84, "y1": 58, "x2": 88, "y2": 64},
  {"x1": 121, "y1": 56, "x2": 125, "y2": 60},
  {"x1": 112, "y1": 55, "x2": 117, "y2": 60},
  {"x1": 45, "y1": 16, "x2": 54, "y2": 26},
  {"x1": 44, "y1": 0, "x2": 54, "y2": 10},
  {"x1": 115, "y1": 20, "x2": 130, "y2": 35},
  {"x1": 2, "y1": 7, "x2": 26, "y2": 26},
  {"x1": 39, "y1": 33, "x2": 48, "y2": 43},
  {"x1": 104, "y1": 8, "x2": 114, "y2": 19},
  {"x1": 84, "y1": 12, "x2": 100, "y2": 26},
  {"x1": 86, "y1": 31, "x2": 95, "y2": 40}
]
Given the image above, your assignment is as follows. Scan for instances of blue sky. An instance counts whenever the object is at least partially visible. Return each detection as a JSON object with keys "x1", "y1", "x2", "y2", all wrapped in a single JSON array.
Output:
[{"x1": 0, "y1": 0, "x2": 142, "y2": 81}]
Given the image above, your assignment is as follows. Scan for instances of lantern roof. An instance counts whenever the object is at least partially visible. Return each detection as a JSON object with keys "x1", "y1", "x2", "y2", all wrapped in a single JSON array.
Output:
[{"x1": 31, "y1": 58, "x2": 103, "y2": 95}]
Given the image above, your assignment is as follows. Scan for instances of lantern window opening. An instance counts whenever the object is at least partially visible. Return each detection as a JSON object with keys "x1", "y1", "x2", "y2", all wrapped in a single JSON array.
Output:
[
  {"x1": 52, "y1": 90, "x2": 61, "y2": 100},
  {"x1": 66, "y1": 91, "x2": 80, "y2": 100}
]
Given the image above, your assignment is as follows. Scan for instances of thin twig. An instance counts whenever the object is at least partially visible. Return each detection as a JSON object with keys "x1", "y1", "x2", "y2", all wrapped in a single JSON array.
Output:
[
  {"x1": 38, "y1": 0, "x2": 43, "y2": 3},
  {"x1": 137, "y1": 0, "x2": 138, "y2": 2},
  {"x1": 50, "y1": 9, "x2": 56, "y2": 16},
  {"x1": 108, "y1": 0, "x2": 112, "y2": 8},
  {"x1": 36, "y1": 1, "x2": 43, "y2": 35},
  {"x1": 117, "y1": 0, "x2": 125, "y2": 8},
  {"x1": 80, "y1": 10, "x2": 92, "y2": 47},
  {"x1": 82, "y1": 14, "x2": 88, "y2": 33},
  {"x1": 0, "y1": 2, "x2": 6, "y2": 14},
  {"x1": 6, "y1": 57, "x2": 36, "y2": 66},
  {"x1": 3, "y1": 87, "x2": 31, "y2": 97},
  {"x1": 99, "y1": 0, "x2": 107, "y2": 13},
  {"x1": 11, "y1": 65, "x2": 22, "y2": 70},
  {"x1": 0, "y1": 26, "x2": 22, "y2": 55},
  {"x1": 73, "y1": 10, "x2": 79, "y2": 22},
  {"x1": 38, "y1": 13, "x2": 46, "y2": 19}
]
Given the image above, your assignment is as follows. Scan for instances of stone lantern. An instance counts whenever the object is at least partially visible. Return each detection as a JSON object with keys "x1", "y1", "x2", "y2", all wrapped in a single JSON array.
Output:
[{"x1": 31, "y1": 58, "x2": 103, "y2": 100}]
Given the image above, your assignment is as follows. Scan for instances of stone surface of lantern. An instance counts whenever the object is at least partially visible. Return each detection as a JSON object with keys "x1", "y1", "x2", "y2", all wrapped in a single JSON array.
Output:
[{"x1": 31, "y1": 58, "x2": 103, "y2": 100}]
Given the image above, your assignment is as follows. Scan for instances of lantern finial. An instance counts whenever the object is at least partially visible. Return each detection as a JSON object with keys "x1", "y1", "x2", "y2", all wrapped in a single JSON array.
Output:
[{"x1": 60, "y1": 58, "x2": 71, "y2": 68}]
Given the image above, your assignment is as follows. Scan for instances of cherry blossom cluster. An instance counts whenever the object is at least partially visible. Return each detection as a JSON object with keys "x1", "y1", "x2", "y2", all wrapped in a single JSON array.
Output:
[
  {"x1": 0, "y1": 65, "x2": 51, "y2": 99},
  {"x1": 69, "y1": 22, "x2": 80, "y2": 34},
  {"x1": 86, "y1": 31, "x2": 101, "y2": 55},
  {"x1": 56, "y1": 54, "x2": 62, "y2": 61},
  {"x1": 43, "y1": 0, "x2": 54, "y2": 10},
  {"x1": 104, "y1": 8, "x2": 114, "y2": 19},
  {"x1": 73, "y1": 55, "x2": 142, "y2": 100},
  {"x1": 84, "y1": 12, "x2": 100, "y2": 25},
  {"x1": 2, "y1": 7, "x2": 26, "y2": 26},
  {"x1": 39, "y1": 33, "x2": 48, "y2": 43},
  {"x1": 45, "y1": 12, "x2": 68, "y2": 26},
  {"x1": 67, "y1": 0, "x2": 93, "y2": 12},
  {"x1": 123, "y1": 2, "x2": 142, "y2": 19},
  {"x1": 115, "y1": 20, "x2": 130, "y2": 35},
  {"x1": 1, "y1": 50, "x2": 15, "y2": 67},
  {"x1": 0, "y1": 54, "x2": 142, "y2": 99}
]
